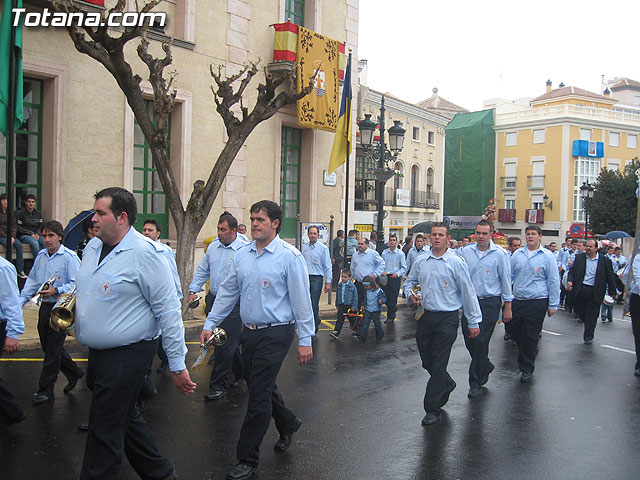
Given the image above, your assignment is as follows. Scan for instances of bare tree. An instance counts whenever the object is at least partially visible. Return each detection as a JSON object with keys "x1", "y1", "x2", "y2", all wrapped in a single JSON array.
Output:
[{"x1": 53, "y1": 1, "x2": 315, "y2": 296}]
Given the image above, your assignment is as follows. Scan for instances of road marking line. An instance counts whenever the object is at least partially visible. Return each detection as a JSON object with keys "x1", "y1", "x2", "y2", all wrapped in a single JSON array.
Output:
[
  {"x1": 601, "y1": 345, "x2": 635, "y2": 354},
  {"x1": 1, "y1": 358, "x2": 88, "y2": 362},
  {"x1": 541, "y1": 330, "x2": 562, "y2": 336}
]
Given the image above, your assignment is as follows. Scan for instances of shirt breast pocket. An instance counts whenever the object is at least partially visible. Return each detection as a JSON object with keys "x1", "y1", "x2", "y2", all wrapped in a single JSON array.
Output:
[{"x1": 93, "y1": 273, "x2": 120, "y2": 303}]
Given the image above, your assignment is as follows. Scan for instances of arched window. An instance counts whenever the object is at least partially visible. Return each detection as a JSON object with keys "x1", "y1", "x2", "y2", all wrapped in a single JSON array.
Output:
[
  {"x1": 426, "y1": 167, "x2": 434, "y2": 195},
  {"x1": 393, "y1": 161, "x2": 403, "y2": 192},
  {"x1": 411, "y1": 164, "x2": 419, "y2": 205}
]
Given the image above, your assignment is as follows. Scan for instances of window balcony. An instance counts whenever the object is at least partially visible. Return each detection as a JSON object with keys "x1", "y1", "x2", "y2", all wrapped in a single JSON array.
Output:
[
  {"x1": 497, "y1": 209, "x2": 516, "y2": 223},
  {"x1": 525, "y1": 208, "x2": 545, "y2": 223},
  {"x1": 527, "y1": 175, "x2": 545, "y2": 189},
  {"x1": 384, "y1": 188, "x2": 440, "y2": 209},
  {"x1": 500, "y1": 176, "x2": 517, "y2": 190}
]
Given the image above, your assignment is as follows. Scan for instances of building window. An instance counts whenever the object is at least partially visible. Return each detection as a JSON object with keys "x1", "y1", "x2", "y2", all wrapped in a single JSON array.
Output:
[
  {"x1": 0, "y1": 78, "x2": 43, "y2": 209},
  {"x1": 505, "y1": 198, "x2": 515, "y2": 209},
  {"x1": 533, "y1": 129, "x2": 545, "y2": 144},
  {"x1": 573, "y1": 157, "x2": 600, "y2": 222},
  {"x1": 580, "y1": 128, "x2": 591, "y2": 141},
  {"x1": 410, "y1": 164, "x2": 419, "y2": 205},
  {"x1": 133, "y1": 100, "x2": 170, "y2": 236},
  {"x1": 280, "y1": 126, "x2": 302, "y2": 237},
  {"x1": 426, "y1": 167, "x2": 434, "y2": 195},
  {"x1": 412, "y1": 126, "x2": 420, "y2": 142},
  {"x1": 635, "y1": 96, "x2": 640, "y2": 106},
  {"x1": 506, "y1": 132, "x2": 517, "y2": 146},
  {"x1": 393, "y1": 161, "x2": 403, "y2": 192},
  {"x1": 355, "y1": 150, "x2": 376, "y2": 211},
  {"x1": 628, "y1": 134, "x2": 637, "y2": 149},
  {"x1": 609, "y1": 132, "x2": 620, "y2": 147},
  {"x1": 285, "y1": 0, "x2": 305, "y2": 26},
  {"x1": 427, "y1": 130, "x2": 435, "y2": 145},
  {"x1": 532, "y1": 197, "x2": 544, "y2": 210},
  {"x1": 608, "y1": 160, "x2": 620, "y2": 171}
]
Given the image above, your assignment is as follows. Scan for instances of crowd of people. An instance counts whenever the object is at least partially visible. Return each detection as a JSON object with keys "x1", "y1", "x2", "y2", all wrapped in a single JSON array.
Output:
[{"x1": 2, "y1": 188, "x2": 640, "y2": 479}]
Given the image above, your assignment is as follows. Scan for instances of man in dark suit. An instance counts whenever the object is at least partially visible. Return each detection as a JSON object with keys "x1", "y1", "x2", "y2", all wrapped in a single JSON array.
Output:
[{"x1": 568, "y1": 239, "x2": 617, "y2": 344}]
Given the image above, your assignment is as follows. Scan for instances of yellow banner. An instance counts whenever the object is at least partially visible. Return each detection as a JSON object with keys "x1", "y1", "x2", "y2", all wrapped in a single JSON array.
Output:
[{"x1": 296, "y1": 26, "x2": 339, "y2": 131}]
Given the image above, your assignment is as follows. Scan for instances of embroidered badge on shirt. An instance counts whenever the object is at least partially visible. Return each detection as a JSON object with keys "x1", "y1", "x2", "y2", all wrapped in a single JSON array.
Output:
[
  {"x1": 441, "y1": 279, "x2": 450, "y2": 289},
  {"x1": 99, "y1": 281, "x2": 113, "y2": 296},
  {"x1": 534, "y1": 266, "x2": 543, "y2": 275},
  {"x1": 261, "y1": 278, "x2": 271, "y2": 290}
]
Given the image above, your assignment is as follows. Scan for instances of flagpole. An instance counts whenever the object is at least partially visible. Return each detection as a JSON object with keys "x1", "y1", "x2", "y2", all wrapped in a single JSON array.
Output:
[
  {"x1": 5, "y1": 0, "x2": 17, "y2": 266},
  {"x1": 342, "y1": 51, "x2": 352, "y2": 264}
]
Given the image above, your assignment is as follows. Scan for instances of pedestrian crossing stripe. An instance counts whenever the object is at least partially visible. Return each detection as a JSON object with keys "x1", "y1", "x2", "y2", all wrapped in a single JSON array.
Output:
[{"x1": 601, "y1": 345, "x2": 635, "y2": 354}]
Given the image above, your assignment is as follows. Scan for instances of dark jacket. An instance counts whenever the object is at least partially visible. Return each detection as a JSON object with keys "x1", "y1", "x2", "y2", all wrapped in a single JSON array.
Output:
[
  {"x1": 568, "y1": 252, "x2": 616, "y2": 303},
  {"x1": 0, "y1": 209, "x2": 17, "y2": 239},
  {"x1": 16, "y1": 207, "x2": 44, "y2": 236}
]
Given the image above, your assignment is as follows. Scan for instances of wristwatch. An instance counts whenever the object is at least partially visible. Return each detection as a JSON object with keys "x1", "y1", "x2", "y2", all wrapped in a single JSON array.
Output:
[{"x1": 54, "y1": 287, "x2": 59, "y2": 295}]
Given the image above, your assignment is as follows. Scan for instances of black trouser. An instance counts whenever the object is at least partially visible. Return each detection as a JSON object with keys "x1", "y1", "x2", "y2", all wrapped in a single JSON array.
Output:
[
  {"x1": 559, "y1": 268, "x2": 567, "y2": 304},
  {"x1": 630, "y1": 294, "x2": 640, "y2": 369},
  {"x1": 0, "y1": 321, "x2": 24, "y2": 422},
  {"x1": 615, "y1": 276, "x2": 625, "y2": 303},
  {"x1": 383, "y1": 276, "x2": 401, "y2": 320},
  {"x1": 80, "y1": 339, "x2": 173, "y2": 480},
  {"x1": 415, "y1": 310, "x2": 459, "y2": 414},
  {"x1": 335, "y1": 304, "x2": 350, "y2": 334},
  {"x1": 37, "y1": 302, "x2": 83, "y2": 395},
  {"x1": 236, "y1": 323, "x2": 298, "y2": 466},
  {"x1": 354, "y1": 280, "x2": 365, "y2": 308},
  {"x1": 462, "y1": 296, "x2": 501, "y2": 388},
  {"x1": 576, "y1": 286, "x2": 601, "y2": 342},
  {"x1": 209, "y1": 301, "x2": 243, "y2": 392},
  {"x1": 511, "y1": 299, "x2": 548, "y2": 374},
  {"x1": 331, "y1": 258, "x2": 343, "y2": 291}
]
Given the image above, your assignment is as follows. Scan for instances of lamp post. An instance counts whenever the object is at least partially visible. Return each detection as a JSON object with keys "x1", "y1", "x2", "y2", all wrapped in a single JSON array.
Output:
[
  {"x1": 579, "y1": 181, "x2": 595, "y2": 239},
  {"x1": 357, "y1": 95, "x2": 405, "y2": 254}
]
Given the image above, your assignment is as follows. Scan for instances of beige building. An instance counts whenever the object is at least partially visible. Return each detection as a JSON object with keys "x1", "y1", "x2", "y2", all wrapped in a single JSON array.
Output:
[{"x1": 1, "y1": 0, "x2": 359, "y2": 248}]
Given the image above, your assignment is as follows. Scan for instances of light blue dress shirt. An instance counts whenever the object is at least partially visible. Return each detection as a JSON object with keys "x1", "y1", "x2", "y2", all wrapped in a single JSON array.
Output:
[
  {"x1": 350, "y1": 248, "x2": 385, "y2": 281},
  {"x1": 153, "y1": 240, "x2": 183, "y2": 299},
  {"x1": 382, "y1": 247, "x2": 407, "y2": 277},
  {"x1": 301, "y1": 241, "x2": 332, "y2": 282},
  {"x1": 189, "y1": 235, "x2": 250, "y2": 295},
  {"x1": 74, "y1": 227, "x2": 188, "y2": 372},
  {"x1": 406, "y1": 245, "x2": 429, "y2": 273},
  {"x1": 564, "y1": 249, "x2": 578, "y2": 270},
  {"x1": 19, "y1": 244, "x2": 80, "y2": 306},
  {"x1": 459, "y1": 241, "x2": 513, "y2": 302},
  {"x1": 204, "y1": 235, "x2": 315, "y2": 347},
  {"x1": 404, "y1": 248, "x2": 482, "y2": 327},
  {"x1": 627, "y1": 254, "x2": 640, "y2": 295},
  {"x1": 612, "y1": 254, "x2": 627, "y2": 274},
  {"x1": 583, "y1": 253, "x2": 599, "y2": 286},
  {"x1": 0, "y1": 256, "x2": 25, "y2": 339},
  {"x1": 557, "y1": 247, "x2": 569, "y2": 268},
  {"x1": 364, "y1": 287, "x2": 386, "y2": 312},
  {"x1": 510, "y1": 246, "x2": 561, "y2": 309}
]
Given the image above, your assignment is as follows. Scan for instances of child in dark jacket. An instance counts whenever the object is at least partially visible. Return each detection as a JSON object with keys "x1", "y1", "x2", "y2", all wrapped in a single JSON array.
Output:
[{"x1": 331, "y1": 269, "x2": 358, "y2": 339}]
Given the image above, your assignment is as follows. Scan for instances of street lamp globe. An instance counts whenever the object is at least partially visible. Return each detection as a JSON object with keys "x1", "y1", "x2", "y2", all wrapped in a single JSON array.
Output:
[
  {"x1": 579, "y1": 182, "x2": 590, "y2": 199},
  {"x1": 388, "y1": 120, "x2": 406, "y2": 152},
  {"x1": 358, "y1": 113, "x2": 376, "y2": 147}
]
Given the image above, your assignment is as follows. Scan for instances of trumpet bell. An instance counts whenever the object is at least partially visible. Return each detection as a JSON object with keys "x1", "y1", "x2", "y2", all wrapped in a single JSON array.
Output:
[
  {"x1": 201, "y1": 327, "x2": 227, "y2": 348},
  {"x1": 50, "y1": 289, "x2": 76, "y2": 334}
]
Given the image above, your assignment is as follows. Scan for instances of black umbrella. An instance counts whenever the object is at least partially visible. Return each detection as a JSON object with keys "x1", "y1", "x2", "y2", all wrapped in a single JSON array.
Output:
[
  {"x1": 409, "y1": 221, "x2": 434, "y2": 235},
  {"x1": 63, "y1": 210, "x2": 94, "y2": 250},
  {"x1": 604, "y1": 230, "x2": 632, "y2": 239}
]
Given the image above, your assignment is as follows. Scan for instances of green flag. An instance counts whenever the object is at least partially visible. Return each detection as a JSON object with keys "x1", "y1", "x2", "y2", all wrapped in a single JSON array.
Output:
[{"x1": 0, "y1": 0, "x2": 23, "y2": 136}]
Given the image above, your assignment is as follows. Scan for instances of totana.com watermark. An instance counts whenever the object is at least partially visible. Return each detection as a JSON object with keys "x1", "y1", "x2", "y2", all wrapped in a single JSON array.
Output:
[{"x1": 12, "y1": 8, "x2": 166, "y2": 28}]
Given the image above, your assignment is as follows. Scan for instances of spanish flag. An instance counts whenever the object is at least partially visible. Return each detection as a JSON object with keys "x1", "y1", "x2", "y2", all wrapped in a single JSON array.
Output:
[{"x1": 328, "y1": 54, "x2": 351, "y2": 175}]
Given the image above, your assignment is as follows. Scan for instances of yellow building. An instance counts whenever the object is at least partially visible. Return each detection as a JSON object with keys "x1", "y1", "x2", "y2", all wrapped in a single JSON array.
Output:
[
  {"x1": 490, "y1": 80, "x2": 640, "y2": 243},
  {"x1": 0, "y1": 0, "x2": 358, "y2": 250}
]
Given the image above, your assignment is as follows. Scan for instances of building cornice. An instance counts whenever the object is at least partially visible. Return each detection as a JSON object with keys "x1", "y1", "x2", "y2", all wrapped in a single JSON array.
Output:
[{"x1": 364, "y1": 89, "x2": 450, "y2": 127}]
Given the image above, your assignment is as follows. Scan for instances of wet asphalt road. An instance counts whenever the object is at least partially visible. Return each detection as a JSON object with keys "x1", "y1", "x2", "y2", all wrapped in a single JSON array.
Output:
[{"x1": 2, "y1": 306, "x2": 640, "y2": 480}]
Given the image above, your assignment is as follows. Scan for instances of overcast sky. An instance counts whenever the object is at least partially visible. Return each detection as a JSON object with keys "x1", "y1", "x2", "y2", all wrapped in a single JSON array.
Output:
[{"x1": 359, "y1": 0, "x2": 640, "y2": 111}]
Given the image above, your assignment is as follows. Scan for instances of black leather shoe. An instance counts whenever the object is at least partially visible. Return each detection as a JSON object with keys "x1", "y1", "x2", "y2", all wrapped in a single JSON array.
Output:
[
  {"x1": 204, "y1": 390, "x2": 226, "y2": 401},
  {"x1": 274, "y1": 417, "x2": 302, "y2": 452},
  {"x1": 32, "y1": 392, "x2": 53, "y2": 405},
  {"x1": 520, "y1": 372, "x2": 533, "y2": 383},
  {"x1": 78, "y1": 421, "x2": 89, "y2": 431},
  {"x1": 64, "y1": 371, "x2": 84, "y2": 393},
  {"x1": 226, "y1": 462, "x2": 259, "y2": 480},
  {"x1": 480, "y1": 363, "x2": 495, "y2": 386},
  {"x1": 634, "y1": 368, "x2": 640, "y2": 377},
  {"x1": 468, "y1": 387, "x2": 482, "y2": 398},
  {"x1": 230, "y1": 379, "x2": 243, "y2": 388},
  {"x1": 584, "y1": 339, "x2": 593, "y2": 345},
  {"x1": 439, "y1": 380, "x2": 456, "y2": 408},
  {"x1": 421, "y1": 413, "x2": 440, "y2": 425}
]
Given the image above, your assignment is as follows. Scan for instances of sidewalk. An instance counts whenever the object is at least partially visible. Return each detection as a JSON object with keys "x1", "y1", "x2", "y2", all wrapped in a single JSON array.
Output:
[{"x1": 20, "y1": 289, "x2": 408, "y2": 349}]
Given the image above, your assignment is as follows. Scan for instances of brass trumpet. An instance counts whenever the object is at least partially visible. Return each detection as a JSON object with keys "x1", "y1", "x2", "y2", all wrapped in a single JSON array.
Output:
[
  {"x1": 191, "y1": 327, "x2": 228, "y2": 371},
  {"x1": 50, "y1": 286, "x2": 76, "y2": 336},
  {"x1": 30, "y1": 271, "x2": 57, "y2": 305},
  {"x1": 410, "y1": 285, "x2": 425, "y2": 321}
]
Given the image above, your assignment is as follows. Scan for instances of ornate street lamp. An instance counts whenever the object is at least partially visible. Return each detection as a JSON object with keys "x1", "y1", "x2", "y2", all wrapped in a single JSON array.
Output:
[
  {"x1": 358, "y1": 95, "x2": 405, "y2": 254},
  {"x1": 580, "y1": 181, "x2": 595, "y2": 239}
]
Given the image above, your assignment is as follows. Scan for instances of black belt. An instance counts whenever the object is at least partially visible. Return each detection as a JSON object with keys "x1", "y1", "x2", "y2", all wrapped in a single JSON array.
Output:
[{"x1": 244, "y1": 320, "x2": 296, "y2": 330}]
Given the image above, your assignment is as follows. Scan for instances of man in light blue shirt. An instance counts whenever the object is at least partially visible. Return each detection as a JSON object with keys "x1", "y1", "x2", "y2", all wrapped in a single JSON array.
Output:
[
  {"x1": 404, "y1": 222, "x2": 481, "y2": 426},
  {"x1": 459, "y1": 220, "x2": 513, "y2": 398},
  {"x1": 201, "y1": 201, "x2": 314, "y2": 480},
  {"x1": 75, "y1": 187, "x2": 195, "y2": 480},
  {"x1": 381, "y1": 233, "x2": 407, "y2": 323},
  {"x1": 350, "y1": 237, "x2": 385, "y2": 307},
  {"x1": 301, "y1": 225, "x2": 332, "y2": 333},
  {"x1": 189, "y1": 211, "x2": 249, "y2": 400},
  {"x1": 0, "y1": 255, "x2": 25, "y2": 425},
  {"x1": 510, "y1": 225, "x2": 560, "y2": 383},
  {"x1": 19, "y1": 220, "x2": 84, "y2": 405},
  {"x1": 406, "y1": 234, "x2": 429, "y2": 274},
  {"x1": 626, "y1": 253, "x2": 640, "y2": 376}
]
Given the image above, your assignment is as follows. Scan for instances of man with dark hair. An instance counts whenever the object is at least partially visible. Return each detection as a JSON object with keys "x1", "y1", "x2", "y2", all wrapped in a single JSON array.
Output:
[
  {"x1": 302, "y1": 225, "x2": 332, "y2": 333},
  {"x1": 16, "y1": 193, "x2": 45, "y2": 257},
  {"x1": 381, "y1": 233, "x2": 407, "y2": 323},
  {"x1": 189, "y1": 211, "x2": 249, "y2": 400},
  {"x1": 201, "y1": 200, "x2": 314, "y2": 480},
  {"x1": 460, "y1": 220, "x2": 512, "y2": 398},
  {"x1": 510, "y1": 225, "x2": 560, "y2": 383},
  {"x1": 237, "y1": 224, "x2": 247, "y2": 235},
  {"x1": 568, "y1": 239, "x2": 617, "y2": 344},
  {"x1": 404, "y1": 221, "x2": 481, "y2": 425},
  {"x1": 402, "y1": 235, "x2": 413, "y2": 258},
  {"x1": 369, "y1": 231, "x2": 378, "y2": 251},
  {"x1": 331, "y1": 229, "x2": 345, "y2": 291},
  {"x1": 507, "y1": 237, "x2": 521, "y2": 255},
  {"x1": 74, "y1": 187, "x2": 195, "y2": 479},
  {"x1": 351, "y1": 236, "x2": 385, "y2": 308},
  {"x1": 341, "y1": 229, "x2": 359, "y2": 268},
  {"x1": 407, "y1": 233, "x2": 429, "y2": 274},
  {"x1": 0, "y1": 193, "x2": 26, "y2": 278},
  {"x1": 19, "y1": 220, "x2": 84, "y2": 404}
]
